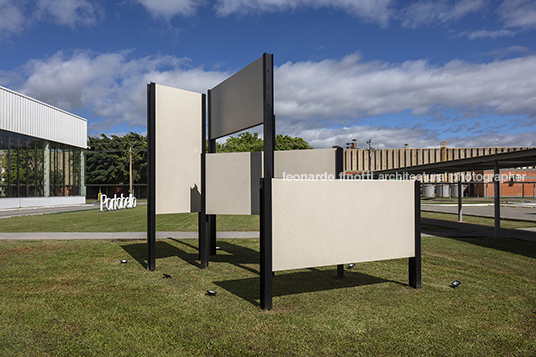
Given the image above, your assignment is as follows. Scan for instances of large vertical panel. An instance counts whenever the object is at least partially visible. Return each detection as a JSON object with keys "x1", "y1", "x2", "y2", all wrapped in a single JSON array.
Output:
[
  {"x1": 209, "y1": 55, "x2": 266, "y2": 139},
  {"x1": 154, "y1": 84, "x2": 203, "y2": 214},
  {"x1": 272, "y1": 180, "x2": 415, "y2": 272}
]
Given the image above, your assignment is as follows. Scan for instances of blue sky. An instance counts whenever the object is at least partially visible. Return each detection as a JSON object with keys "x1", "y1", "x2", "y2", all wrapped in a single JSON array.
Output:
[{"x1": 1, "y1": 0, "x2": 536, "y2": 149}]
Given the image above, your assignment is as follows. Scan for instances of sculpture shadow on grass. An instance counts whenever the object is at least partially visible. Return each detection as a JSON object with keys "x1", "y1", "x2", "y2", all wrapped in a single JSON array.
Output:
[
  {"x1": 120, "y1": 240, "x2": 201, "y2": 269},
  {"x1": 214, "y1": 269, "x2": 400, "y2": 307}
]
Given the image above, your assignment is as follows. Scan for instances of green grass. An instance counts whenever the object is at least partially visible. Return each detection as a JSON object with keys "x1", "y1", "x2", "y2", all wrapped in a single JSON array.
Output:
[
  {"x1": 2, "y1": 205, "x2": 533, "y2": 233},
  {"x1": 421, "y1": 211, "x2": 536, "y2": 229},
  {"x1": 0, "y1": 236, "x2": 535, "y2": 356},
  {"x1": 0, "y1": 205, "x2": 259, "y2": 232}
]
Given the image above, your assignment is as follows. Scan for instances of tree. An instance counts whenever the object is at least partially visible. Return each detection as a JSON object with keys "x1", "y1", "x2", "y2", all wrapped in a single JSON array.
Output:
[
  {"x1": 275, "y1": 134, "x2": 313, "y2": 150},
  {"x1": 86, "y1": 133, "x2": 147, "y2": 185},
  {"x1": 217, "y1": 132, "x2": 313, "y2": 152}
]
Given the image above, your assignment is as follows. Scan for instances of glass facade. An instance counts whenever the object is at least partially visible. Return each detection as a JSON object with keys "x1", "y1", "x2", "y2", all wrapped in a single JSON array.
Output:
[{"x1": 0, "y1": 130, "x2": 84, "y2": 198}]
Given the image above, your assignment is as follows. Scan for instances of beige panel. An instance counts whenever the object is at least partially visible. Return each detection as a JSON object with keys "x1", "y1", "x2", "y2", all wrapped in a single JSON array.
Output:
[
  {"x1": 275, "y1": 148, "x2": 339, "y2": 178},
  {"x1": 155, "y1": 84, "x2": 202, "y2": 214},
  {"x1": 272, "y1": 180, "x2": 415, "y2": 271},
  {"x1": 206, "y1": 152, "x2": 262, "y2": 215}
]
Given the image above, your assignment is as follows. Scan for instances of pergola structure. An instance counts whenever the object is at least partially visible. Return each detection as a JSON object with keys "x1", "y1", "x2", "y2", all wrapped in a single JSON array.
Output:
[{"x1": 373, "y1": 148, "x2": 536, "y2": 238}]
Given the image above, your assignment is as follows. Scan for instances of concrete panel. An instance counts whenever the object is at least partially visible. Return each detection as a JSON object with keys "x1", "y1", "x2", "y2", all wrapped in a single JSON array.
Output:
[
  {"x1": 210, "y1": 55, "x2": 266, "y2": 139},
  {"x1": 206, "y1": 152, "x2": 262, "y2": 215},
  {"x1": 272, "y1": 179, "x2": 415, "y2": 271},
  {"x1": 155, "y1": 84, "x2": 202, "y2": 214},
  {"x1": 274, "y1": 148, "x2": 339, "y2": 178}
]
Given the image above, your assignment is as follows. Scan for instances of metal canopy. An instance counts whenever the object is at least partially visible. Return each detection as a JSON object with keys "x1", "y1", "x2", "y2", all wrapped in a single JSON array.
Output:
[
  {"x1": 372, "y1": 147, "x2": 536, "y2": 239},
  {"x1": 374, "y1": 148, "x2": 536, "y2": 176}
]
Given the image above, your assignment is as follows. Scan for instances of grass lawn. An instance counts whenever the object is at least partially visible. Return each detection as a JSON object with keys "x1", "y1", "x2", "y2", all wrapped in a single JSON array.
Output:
[
  {"x1": 1, "y1": 205, "x2": 534, "y2": 232},
  {"x1": 421, "y1": 211, "x2": 536, "y2": 229},
  {"x1": 1, "y1": 236, "x2": 535, "y2": 356},
  {"x1": 0, "y1": 205, "x2": 259, "y2": 232}
]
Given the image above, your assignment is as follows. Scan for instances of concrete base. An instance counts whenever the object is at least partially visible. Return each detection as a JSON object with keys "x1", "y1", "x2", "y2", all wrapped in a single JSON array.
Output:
[{"x1": 0, "y1": 196, "x2": 86, "y2": 210}]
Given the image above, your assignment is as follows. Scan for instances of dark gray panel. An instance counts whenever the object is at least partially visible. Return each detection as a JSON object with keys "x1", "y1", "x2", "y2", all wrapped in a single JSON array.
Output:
[{"x1": 210, "y1": 55, "x2": 265, "y2": 139}]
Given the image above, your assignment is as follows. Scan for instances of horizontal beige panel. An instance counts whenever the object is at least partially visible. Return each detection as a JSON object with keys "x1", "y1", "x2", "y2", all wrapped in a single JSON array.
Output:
[
  {"x1": 206, "y1": 152, "x2": 262, "y2": 215},
  {"x1": 206, "y1": 149, "x2": 340, "y2": 215},
  {"x1": 274, "y1": 148, "x2": 339, "y2": 178},
  {"x1": 155, "y1": 84, "x2": 202, "y2": 214},
  {"x1": 272, "y1": 179, "x2": 415, "y2": 271}
]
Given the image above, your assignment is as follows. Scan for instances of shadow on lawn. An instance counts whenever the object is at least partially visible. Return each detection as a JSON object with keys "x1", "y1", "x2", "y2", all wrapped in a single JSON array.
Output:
[
  {"x1": 448, "y1": 236, "x2": 536, "y2": 259},
  {"x1": 120, "y1": 240, "x2": 201, "y2": 269},
  {"x1": 215, "y1": 269, "x2": 399, "y2": 307},
  {"x1": 119, "y1": 239, "x2": 260, "y2": 271}
]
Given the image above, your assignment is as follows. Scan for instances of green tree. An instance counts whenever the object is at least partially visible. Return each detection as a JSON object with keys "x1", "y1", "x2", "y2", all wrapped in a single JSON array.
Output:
[
  {"x1": 275, "y1": 134, "x2": 313, "y2": 150},
  {"x1": 217, "y1": 132, "x2": 312, "y2": 152},
  {"x1": 86, "y1": 133, "x2": 147, "y2": 185}
]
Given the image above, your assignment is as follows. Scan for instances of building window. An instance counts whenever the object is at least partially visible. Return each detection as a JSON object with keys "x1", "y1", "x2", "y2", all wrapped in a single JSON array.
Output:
[{"x1": 0, "y1": 130, "x2": 83, "y2": 198}]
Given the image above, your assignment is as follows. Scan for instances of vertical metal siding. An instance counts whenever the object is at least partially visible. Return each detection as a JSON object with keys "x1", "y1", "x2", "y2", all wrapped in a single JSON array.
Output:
[{"x1": 0, "y1": 86, "x2": 87, "y2": 148}]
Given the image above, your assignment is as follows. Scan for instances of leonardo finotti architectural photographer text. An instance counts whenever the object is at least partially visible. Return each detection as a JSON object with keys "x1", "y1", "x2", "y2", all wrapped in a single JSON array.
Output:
[{"x1": 282, "y1": 172, "x2": 527, "y2": 182}]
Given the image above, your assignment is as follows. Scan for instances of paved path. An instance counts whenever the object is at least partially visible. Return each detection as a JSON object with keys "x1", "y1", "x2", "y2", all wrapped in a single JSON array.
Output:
[
  {"x1": 1, "y1": 202, "x2": 534, "y2": 242},
  {"x1": 0, "y1": 203, "x2": 100, "y2": 219},
  {"x1": 422, "y1": 203, "x2": 536, "y2": 221},
  {"x1": 0, "y1": 231, "x2": 260, "y2": 240}
]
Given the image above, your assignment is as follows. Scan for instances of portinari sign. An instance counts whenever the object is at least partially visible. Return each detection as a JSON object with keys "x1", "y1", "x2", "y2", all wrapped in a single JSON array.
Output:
[{"x1": 99, "y1": 194, "x2": 137, "y2": 212}]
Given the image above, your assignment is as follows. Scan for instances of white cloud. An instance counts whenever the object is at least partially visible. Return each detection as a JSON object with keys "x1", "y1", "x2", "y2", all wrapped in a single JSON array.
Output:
[
  {"x1": 0, "y1": 0, "x2": 102, "y2": 39},
  {"x1": 400, "y1": 0, "x2": 484, "y2": 28},
  {"x1": 13, "y1": 50, "x2": 228, "y2": 132},
  {"x1": 36, "y1": 0, "x2": 102, "y2": 27},
  {"x1": 291, "y1": 125, "x2": 536, "y2": 149},
  {"x1": 0, "y1": 0, "x2": 25, "y2": 35},
  {"x1": 6, "y1": 50, "x2": 536, "y2": 146},
  {"x1": 275, "y1": 53, "x2": 536, "y2": 126},
  {"x1": 136, "y1": 0, "x2": 204, "y2": 18},
  {"x1": 498, "y1": 0, "x2": 536, "y2": 29},
  {"x1": 214, "y1": 0, "x2": 394, "y2": 26},
  {"x1": 458, "y1": 28, "x2": 516, "y2": 39}
]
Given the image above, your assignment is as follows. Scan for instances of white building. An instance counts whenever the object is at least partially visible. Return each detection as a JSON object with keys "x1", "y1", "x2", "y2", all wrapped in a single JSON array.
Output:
[{"x1": 0, "y1": 85, "x2": 87, "y2": 209}]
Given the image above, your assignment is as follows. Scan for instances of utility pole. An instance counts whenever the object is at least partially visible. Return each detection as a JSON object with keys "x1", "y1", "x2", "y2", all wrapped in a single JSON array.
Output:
[
  {"x1": 366, "y1": 139, "x2": 373, "y2": 172},
  {"x1": 129, "y1": 144, "x2": 133, "y2": 195}
]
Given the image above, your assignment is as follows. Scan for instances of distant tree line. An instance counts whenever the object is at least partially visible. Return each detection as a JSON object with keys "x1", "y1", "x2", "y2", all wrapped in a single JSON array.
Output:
[{"x1": 85, "y1": 132, "x2": 312, "y2": 185}]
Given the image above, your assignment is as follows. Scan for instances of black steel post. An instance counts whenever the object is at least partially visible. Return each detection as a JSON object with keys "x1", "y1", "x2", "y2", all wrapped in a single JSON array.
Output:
[
  {"x1": 199, "y1": 93, "x2": 209, "y2": 268},
  {"x1": 206, "y1": 89, "x2": 218, "y2": 256},
  {"x1": 494, "y1": 161, "x2": 500, "y2": 238},
  {"x1": 337, "y1": 264, "x2": 344, "y2": 278},
  {"x1": 409, "y1": 180, "x2": 421, "y2": 289},
  {"x1": 458, "y1": 177, "x2": 462, "y2": 222},
  {"x1": 147, "y1": 83, "x2": 156, "y2": 271},
  {"x1": 260, "y1": 53, "x2": 274, "y2": 310}
]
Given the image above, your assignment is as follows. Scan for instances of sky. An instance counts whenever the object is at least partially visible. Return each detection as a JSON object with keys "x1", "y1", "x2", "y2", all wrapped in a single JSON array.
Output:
[{"x1": 1, "y1": 0, "x2": 536, "y2": 149}]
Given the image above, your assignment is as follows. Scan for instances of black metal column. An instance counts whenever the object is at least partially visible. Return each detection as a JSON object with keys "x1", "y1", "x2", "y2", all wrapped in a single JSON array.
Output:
[
  {"x1": 337, "y1": 265, "x2": 344, "y2": 278},
  {"x1": 409, "y1": 180, "x2": 421, "y2": 289},
  {"x1": 199, "y1": 93, "x2": 209, "y2": 268},
  {"x1": 147, "y1": 83, "x2": 156, "y2": 271},
  {"x1": 457, "y1": 177, "x2": 463, "y2": 222},
  {"x1": 207, "y1": 89, "x2": 217, "y2": 256},
  {"x1": 494, "y1": 161, "x2": 500, "y2": 238},
  {"x1": 260, "y1": 53, "x2": 274, "y2": 310}
]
